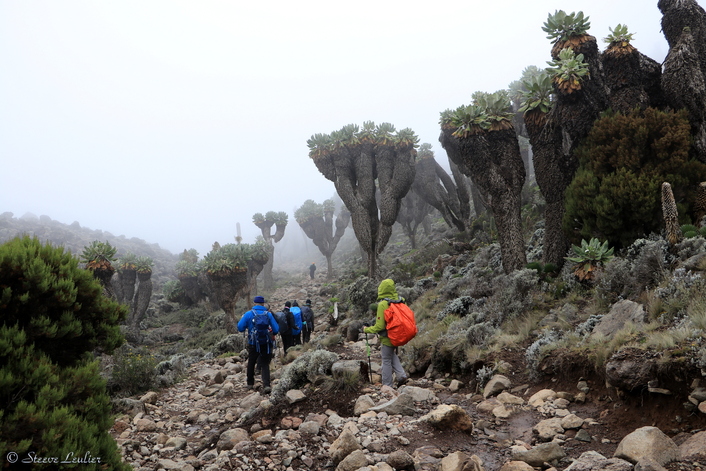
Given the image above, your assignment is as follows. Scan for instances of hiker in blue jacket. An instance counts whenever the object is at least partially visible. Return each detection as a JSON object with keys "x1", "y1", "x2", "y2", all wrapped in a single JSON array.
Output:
[
  {"x1": 237, "y1": 295, "x2": 279, "y2": 394},
  {"x1": 290, "y1": 300, "x2": 303, "y2": 345}
]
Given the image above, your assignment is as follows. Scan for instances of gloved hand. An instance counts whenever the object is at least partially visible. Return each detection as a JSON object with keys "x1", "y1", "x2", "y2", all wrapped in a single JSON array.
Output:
[{"x1": 363, "y1": 321, "x2": 371, "y2": 327}]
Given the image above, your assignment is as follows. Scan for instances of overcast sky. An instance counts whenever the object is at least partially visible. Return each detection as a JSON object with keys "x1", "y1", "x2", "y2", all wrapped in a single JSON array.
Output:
[{"x1": 0, "y1": 1, "x2": 691, "y2": 256}]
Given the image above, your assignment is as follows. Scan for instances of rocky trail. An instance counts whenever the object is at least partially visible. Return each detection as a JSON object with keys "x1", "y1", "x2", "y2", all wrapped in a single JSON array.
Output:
[{"x1": 111, "y1": 279, "x2": 706, "y2": 471}]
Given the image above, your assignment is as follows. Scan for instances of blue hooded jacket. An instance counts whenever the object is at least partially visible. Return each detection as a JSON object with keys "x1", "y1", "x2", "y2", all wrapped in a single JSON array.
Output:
[{"x1": 237, "y1": 305, "x2": 279, "y2": 346}]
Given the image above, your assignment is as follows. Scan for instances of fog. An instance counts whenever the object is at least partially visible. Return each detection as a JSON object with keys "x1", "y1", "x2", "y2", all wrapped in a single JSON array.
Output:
[{"x1": 0, "y1": 1, "x2": 680, "y2": 257}]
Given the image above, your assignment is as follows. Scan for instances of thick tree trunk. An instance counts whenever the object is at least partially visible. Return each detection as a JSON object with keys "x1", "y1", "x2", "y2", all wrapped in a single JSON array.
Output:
[
  {"x1": 179, "y1": 275, "x2": 202, "y2": 305},
  {"x1": 208, "y1": 270, "x2": 248, "y2": 334},
  {"x1": 326, "y1": 254, "x2": 333, "y2": 280},
  {"x1": 263, "y1": 242, "x2": 275, "y2": 291},
  {"x1": 543, "y1": 200, "x2": 571, "y2": 267},
  {"x1": 132, "y1": 272, "x2": 152, "y2": 333},
  {"x1": 120, "y1": 269, "x2": 136, "y2": 306},
  {"x1": 441, "y1": 126, "x2": 527, "y2": 273}
]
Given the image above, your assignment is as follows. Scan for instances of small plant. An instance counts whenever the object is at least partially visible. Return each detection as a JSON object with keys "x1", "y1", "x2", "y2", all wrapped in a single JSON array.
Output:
[
  {"x1": 680, "y1": 224, "x2": 706, "y2": 239},
  {"x1": 546, "y1": 48, "x2": 590, "y2": 94},
  {"x1": 475, "y1": 364, "x2": 495, "y2": 389},
  {"x1": 603, "y1": 24, "x2": 634, "y2": 47},
  {"x1": 566, "y1": 238, "x2": 614, "y2": 282},
  {"x1": 542, "y1": 10, "x2": 591, "y2": 43},
  {"x1": 566, "y1": 237, "x2": 613, "y2": 281},
  {"x1": 321, "y1": 333, "x2": 342, "y2": 348},
  {"x1": 320, "y1": 370, "x2": 361, "y2": 394},
  {"x1": 525, "y1": 262, "x2": 558, "y2": 281},
  {"x1": 111, "y1": 346, "x2": 158, "y2": 396}
]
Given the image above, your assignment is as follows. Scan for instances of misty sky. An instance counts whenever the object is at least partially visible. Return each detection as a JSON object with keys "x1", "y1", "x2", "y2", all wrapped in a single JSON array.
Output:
[{"x1": 0, "y1": 1, "x2": 687, "y2": 256}]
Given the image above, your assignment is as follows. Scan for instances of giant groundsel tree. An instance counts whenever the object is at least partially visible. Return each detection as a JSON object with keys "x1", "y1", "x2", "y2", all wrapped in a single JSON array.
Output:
[
  {"x1": 307, "y1": 122, "x2": 417, "y2": 278},
  {"x1": 295, "y1": 198, "x2": 350, "y2": 279},
  {"x1": 440, "y1": 91, "x2": 527, "y2": 273},
  {"x1": 253, "y1": 211, "x2": 288, "y2": 290}
]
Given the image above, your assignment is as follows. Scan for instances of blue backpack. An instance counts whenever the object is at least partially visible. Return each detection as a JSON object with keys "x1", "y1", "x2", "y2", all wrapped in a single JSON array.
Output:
[
  {"x1": 291, "y1": 307, "x2": 303, "y2": 335},
  {"x1": 249, "y1": 309, "x2": 273, "y2": 352}
]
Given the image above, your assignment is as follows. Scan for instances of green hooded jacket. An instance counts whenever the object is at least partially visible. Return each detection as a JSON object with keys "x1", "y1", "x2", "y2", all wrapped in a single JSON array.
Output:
[{"x1": 363, "y1": 279, "x2": 402, "y2": 347}]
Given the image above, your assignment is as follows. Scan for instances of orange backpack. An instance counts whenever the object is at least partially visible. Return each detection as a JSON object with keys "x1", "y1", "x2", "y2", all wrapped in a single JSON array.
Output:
[{"x1": 383, "y1": 299, "x2": 418, "y2": 347}]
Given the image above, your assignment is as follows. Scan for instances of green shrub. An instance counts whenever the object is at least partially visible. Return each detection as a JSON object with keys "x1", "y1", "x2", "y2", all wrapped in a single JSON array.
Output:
[
  {"x1": 110, "y1": 346, "x2": 158, "y2": 396},
  {"x1": 0, "y1": 236, "x2": 129, "y2": 470},
  {"x1": 563, "y1": 108, "x2": 706, "y2": 248}
]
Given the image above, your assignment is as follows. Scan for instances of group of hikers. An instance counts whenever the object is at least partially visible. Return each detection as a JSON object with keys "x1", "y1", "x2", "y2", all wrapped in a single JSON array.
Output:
[
  {"x1": 237, "y1": 279, "x2": 410, "y2": 395},
  {"x1": 236, "y1": 297, "x2": 316, "y2": 394}
]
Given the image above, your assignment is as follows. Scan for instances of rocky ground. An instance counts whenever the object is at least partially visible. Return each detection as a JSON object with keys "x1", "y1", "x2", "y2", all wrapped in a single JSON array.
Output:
[{"x1": 109, "y1": 276, "x2": 706, "y2": 471}]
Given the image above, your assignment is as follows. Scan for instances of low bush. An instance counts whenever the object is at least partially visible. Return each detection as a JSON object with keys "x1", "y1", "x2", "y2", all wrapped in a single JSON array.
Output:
[{"x1": 110, "y1": 346, "x2": 158, "y2": 396}]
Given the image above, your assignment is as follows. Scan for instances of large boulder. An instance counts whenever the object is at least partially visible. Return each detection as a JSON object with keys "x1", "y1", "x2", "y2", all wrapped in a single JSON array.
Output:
[
  {"x1": 329, "y1": 429, "x2": 361, "y2": 464},
  {"x1": 592, "y1": 300, "x2": 646, "y2": 339},
  {"x1": 217, "y1": 428, "x2": 250, "y2": 452},
  {"x1": 614, "y1": 426, "x2": 678, "y2": 465},
  {"x1": 678, "y1": 430, "x2": 706, "y2": 459},
  {"x1": 420, "y1": 404, "x2": 473, "y2": 432},
  {"x1": 564, "y1": 451, "x2": 633, "y2": 471},
  {"x1": 511, "y1": 442, "x2": 566, "y2": 467},
  {"x1": 369, "y1": 392, "x2": 416, "y2": 416},
  {"x1": 605, "y1": 349, "x2": 656, "y2": 392}
]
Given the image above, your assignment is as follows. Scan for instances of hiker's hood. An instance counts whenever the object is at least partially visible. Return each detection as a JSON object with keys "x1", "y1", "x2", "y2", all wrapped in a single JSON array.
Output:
[{"x1": 377, "y1": 278, "x2": 398, "y2": 301}]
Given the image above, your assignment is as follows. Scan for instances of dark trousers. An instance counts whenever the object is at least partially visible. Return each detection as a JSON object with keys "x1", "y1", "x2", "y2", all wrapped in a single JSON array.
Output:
[
  {"x1": 247, "y1": 344, "x2": 272, "y2": 388},
  {"x1": 293, "y1": 333, "x2": 302, "y2": 345},
  {"x1": 302, "y1": 328, "x2": 311, "y2": 343},
  {"x1": 281, "y1": 334, "x2": 294, "y2": 353}
]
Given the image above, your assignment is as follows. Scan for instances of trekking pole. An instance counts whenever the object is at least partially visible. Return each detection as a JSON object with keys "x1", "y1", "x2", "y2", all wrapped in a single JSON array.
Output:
[{"x1": 365, "y1": 332, "x2": 373, "y2": 383}]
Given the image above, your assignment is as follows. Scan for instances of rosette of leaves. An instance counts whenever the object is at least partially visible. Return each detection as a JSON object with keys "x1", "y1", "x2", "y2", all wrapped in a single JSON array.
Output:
[
  {"x1": 680, "y1": 224, "x2": 706, "y2": 238},
  {"x1": 416, "y1": 142, "x2": 434, "y2": 161},
  {"x1": 203, "y1": 242, "x2": 264, "y2": 276},
  {"x1": 175, "y1": 259, "x2": 201, "y2": 278},
  {"x1": 295, "y1": 199, "x2": 324, "y2": 225},
  {"x1": 250, "y1": 236, "x2": 270, "y2": 265},
  {"x1": 117, "y1": 252, "x2": 137, "y2": 271},
  {"x1": 80, "y1": 240, "x2": 117, "y2": 271},
  {"x1": 519, "y1": 71, "x2": 554, "y2": 117},
  {"x1": 135, "y1": 256, "x2": 153, "y2": 275},
  {"x1": 546, "y1": 47, "x2": 590, "y2": 94},
  {"x1": 542, "y1": 10, "x2": 591, "y2": 43},
  {"x1": 180, "y1": 248, "x2": 199, "y2": 264},
  {"x1": 446, "y1": 92, "x2": 514, "y2": 138},
  {"x1": 603, "y1": 24, "x2": 635, "y2": 52},
  {"x1": 565, "y1": 238, "x2": 614, "y2": 282}
]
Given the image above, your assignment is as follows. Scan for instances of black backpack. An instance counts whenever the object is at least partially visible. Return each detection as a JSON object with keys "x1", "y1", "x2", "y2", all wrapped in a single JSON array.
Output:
[
  {"x1": 274, "y1": 311, "x2": 290, "y2": 336},
  {"x1": 249, "y1": 309, "x2": 273, "y2": 352},
  {"x1": 301, "y1": 306, "x2": 314, "y2": 332}
]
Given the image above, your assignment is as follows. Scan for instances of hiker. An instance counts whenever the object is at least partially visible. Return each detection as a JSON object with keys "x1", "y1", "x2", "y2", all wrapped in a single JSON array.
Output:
[
  {"x1": 309, "y1": 262, "x2": 316, "y2": 279},
  {"x1": 362, "y1": 279, "x2": 409, "y2": 388},
  {"x1": 237, "y1": 295, "x2": 279, "y2": 394},
  {"x1": 274, "y1": 301, "x2": 295, "y2": 354},
  {"x1": 290, "y1": 300, "x2": 303, "y2": 345},
  {"x1": 301, "y1": 299, "x2": 315, "y2": 343}
]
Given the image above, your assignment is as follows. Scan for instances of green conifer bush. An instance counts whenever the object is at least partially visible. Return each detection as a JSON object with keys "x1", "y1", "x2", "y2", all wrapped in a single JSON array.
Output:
[
  {"x1": 0, "y1": 236, "x2": 129, "y2": 470},
  {"x1": 563, "y1": 108, "x2": 706, "y2": 248}
]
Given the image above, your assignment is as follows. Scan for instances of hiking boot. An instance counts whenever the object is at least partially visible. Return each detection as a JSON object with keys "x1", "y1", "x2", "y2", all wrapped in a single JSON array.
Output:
[
  {"x1": 246, "y1": 384, "x2": 254, "y2": 390},
  {"x1": 262, "y1": 386, "x2": 272, "y2": 394},
  {"x1": 396, "y1": 377, "x2": 408, "y2": 388}
]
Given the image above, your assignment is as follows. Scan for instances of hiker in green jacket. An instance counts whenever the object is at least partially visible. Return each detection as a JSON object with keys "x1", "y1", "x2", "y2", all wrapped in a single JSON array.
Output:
[{"x1": 363, "y1": 279, "x2": 409, "y2": 388}]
